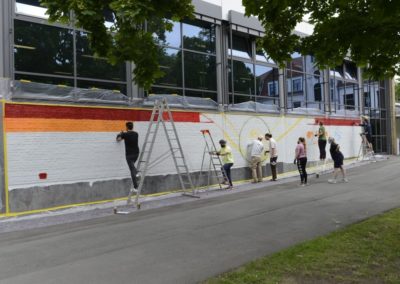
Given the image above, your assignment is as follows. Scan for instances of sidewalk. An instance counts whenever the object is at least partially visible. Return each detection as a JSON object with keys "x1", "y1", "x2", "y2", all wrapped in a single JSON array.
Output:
[
  {"x1": 0, "y1": 156, "x2": 398, "y2": 284},
  {"x1": 0, "y1": 156, "x2": 386, "y2": 234}
]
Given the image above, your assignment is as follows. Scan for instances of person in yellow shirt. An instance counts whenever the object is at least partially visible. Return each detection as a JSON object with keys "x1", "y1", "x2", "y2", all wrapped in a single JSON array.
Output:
[{"x1": 213, "y1": 139, "x2": 234, "y2": 189}]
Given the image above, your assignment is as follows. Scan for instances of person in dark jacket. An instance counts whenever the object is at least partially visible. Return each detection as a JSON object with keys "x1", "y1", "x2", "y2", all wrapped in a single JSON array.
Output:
[
  {"x1": 328, "y1": 137, "x2": 348, "y2": 184},
  {"x1": 117, "y1": 122, "x2": 140, "y2": 190},
  {"x1": 360, "y1": 115, "x2": 373, "y2": 151}
]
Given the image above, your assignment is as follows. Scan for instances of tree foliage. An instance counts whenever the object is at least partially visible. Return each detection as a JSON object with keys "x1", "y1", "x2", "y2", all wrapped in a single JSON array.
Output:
[
  {"x1": 40, "y1": 0, "x2": 194, "y2": 90},
  {"x1": 242, "y1": 0, "x2": 400, "y2": 80}
]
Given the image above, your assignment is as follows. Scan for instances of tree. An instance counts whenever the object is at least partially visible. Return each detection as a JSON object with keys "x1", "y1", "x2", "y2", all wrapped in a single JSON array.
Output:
[
  {"x1": 242, "y1": 0, "x2": 400, "y2": 80},
  {"x1": 40, "y1": 0, "x2": 194, "y2": 90}
]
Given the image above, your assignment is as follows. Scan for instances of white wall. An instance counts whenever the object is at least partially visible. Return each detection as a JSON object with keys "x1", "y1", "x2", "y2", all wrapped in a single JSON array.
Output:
[{"x1": 6, "y1": 108, "x2": 362, "y2": 190}]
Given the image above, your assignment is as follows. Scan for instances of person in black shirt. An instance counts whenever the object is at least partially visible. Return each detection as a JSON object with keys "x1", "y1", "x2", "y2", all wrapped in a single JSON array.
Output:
[
  {"x1": 328, "y1": 137, "x2": 348, "y2": 184},
  {"x1": 117, "y1": 122, "x2": 140, "y2": 190},
  {"x1": 360, "y1": 115, "x2": 373, "y2": 151}
]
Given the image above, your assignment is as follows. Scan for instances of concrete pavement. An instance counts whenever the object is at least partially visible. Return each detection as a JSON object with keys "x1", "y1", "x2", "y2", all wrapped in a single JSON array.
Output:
[{"x1": 0, "y1": 157, "x2": 399, "y2": 284}]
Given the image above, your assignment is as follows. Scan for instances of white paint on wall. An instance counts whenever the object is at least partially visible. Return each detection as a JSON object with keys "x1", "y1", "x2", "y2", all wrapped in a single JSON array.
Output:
[{"x1": 6, "y1": 112, "x2": 362, "y2": 190}]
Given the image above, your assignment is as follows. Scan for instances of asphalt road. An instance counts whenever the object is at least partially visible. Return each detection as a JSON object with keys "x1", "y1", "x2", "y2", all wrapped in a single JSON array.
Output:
[{"x1": 1, "y1": 157, "x2": 399, "y2": 284}]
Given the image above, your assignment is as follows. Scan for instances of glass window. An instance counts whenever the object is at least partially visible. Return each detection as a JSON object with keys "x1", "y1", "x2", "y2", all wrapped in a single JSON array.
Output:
[
  {"x1": 185, "y1": 90, "x2": 217, "y2": 102},
  {"x1": 16, "y1": 0, "x2": 48, "y2": 19},
  {"x1": 287, "y1": 71, "x2": 304, "y2": 94},
  {"x1": 77, "y1": 80, "x2": 127, "y2": 95},
  {"x1": 183, "y1": 20, "x2": 216, "y2": 54},
  {"x1": 153, "y1": 20, "x2": 181, "y2": 48},
  {"x1": 15, "y1": 73, "x2": 74, "y2": 86},
  {"x1": 344, "y1": 61, "x2": 358, "y2": 80},
  {"x1": 292, "y1": 78, "x2": 302, "y2": 92},
  {"x1": 255, "y1": 48, "x2": 275, "y2": 64},
  {"x1": 293, "y1": 101, "x2": 302, "y2": 108},
  {"x1": 232, "y1": 60, "x2": 254, "y2": 95},
  {"x1": 155, "y1": 48, "x2": 182, "y2": 87},
  {"x1": 184, "y1": 51, "x2": 216, "y2": 91},
  {"x1": 344, "y1": 82, "x2": 357, "y2": 110},
  {"x1": 76, "y1": 31, "x2": 126, "y2": 81},
  {"x1": 306, "y1": 73, "x2": 323, "y2": 102},
  {"x1": 287, "y1": 52, "x2": 304, "y2": 72},
  {"x1": 148, "y1": 87, "x2": 183, "y2": 96},
  {"x1": 229, "y1": 34, "x2": 252, "y2": 59},
  {"x1": 14, "y1": 20, "x2": 74, "y2": 76},
  {"x1": 330, "y1": 66, "x2": 344, "y2": 79},
  {"x1": 255, "y1": 65, "x2": 278, "y2": 97}
]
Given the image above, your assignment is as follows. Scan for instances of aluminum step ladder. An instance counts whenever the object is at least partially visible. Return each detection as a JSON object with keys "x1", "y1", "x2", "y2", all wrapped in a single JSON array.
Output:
[
  {"x1": 126, "y1": 98, "x2": 196, "y2": 209},
  {"x1": 357, "y1": 137, "x2": 376, "y2": 162},
  {"x1": 198, "y1": 129, "x2": 228, "y2": 190}
]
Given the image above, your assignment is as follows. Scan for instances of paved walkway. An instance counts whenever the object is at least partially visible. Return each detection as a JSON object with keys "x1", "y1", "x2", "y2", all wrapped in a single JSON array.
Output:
[{"x1": 0, "y1": 157, "x2": 399, "y2": 284}]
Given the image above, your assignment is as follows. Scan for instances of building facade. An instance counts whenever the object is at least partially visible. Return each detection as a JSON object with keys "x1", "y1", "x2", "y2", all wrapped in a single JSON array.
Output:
[{"x1": 0, "y1": 0, "x2": 396, "y2": 215}]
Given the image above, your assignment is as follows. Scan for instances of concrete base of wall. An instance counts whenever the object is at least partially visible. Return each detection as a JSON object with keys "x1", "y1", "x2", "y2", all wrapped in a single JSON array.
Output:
[{"x1": 8, "y1": 161, "x2": 321, "y2": 212}]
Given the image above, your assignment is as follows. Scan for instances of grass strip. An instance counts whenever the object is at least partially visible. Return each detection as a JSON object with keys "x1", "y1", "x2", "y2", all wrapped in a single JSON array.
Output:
[{"x1": 206, "y1": 208, "x2": 400, "y2": 284}]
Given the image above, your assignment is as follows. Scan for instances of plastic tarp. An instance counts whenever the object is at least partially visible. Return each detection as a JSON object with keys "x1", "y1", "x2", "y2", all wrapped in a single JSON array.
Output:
[
  {"x1": 287, "y1": 107, "x2": 324, "y2": 115},
  {"x1": 142, "y1": 94, "x2": 218, "y2": 109},
  {"x1": 9, "y1": 80, "x2": 142, "y2": 106},
  {"x1": 228, "y1": 101, "x2": 279, "y2": 113}
]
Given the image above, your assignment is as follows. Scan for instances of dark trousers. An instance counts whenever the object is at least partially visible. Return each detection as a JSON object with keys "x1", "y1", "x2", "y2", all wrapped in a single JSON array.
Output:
[
  {"x1": 270, "y1": 156, "x2": 278, "y2": 180},
  {"x1": 318, "y1": 140, "x2": 327, "y2": 160},
  {"x1": 222, "y1": 163, "x2": 234, "y2": 186},
  {"x1": 126, "y1": 154, "x2": 139, "y2": 188},
  {"x1": 297, "y1": 157, "x2": 308, "y2": 184}
]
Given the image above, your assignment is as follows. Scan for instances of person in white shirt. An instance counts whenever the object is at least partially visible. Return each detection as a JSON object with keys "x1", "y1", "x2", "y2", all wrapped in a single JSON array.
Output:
[
  {"x1": 248, "y1": 136, "x2": 264, "y2": 183},
  {"x1": 265, "y1": 133, "x2": 278, "y2": 181}
]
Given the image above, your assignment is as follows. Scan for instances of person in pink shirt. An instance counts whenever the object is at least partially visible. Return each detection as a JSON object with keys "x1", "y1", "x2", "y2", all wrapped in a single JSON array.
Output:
[{"x1": 294, "y1": 137, "x2": 308, "y2": 186}]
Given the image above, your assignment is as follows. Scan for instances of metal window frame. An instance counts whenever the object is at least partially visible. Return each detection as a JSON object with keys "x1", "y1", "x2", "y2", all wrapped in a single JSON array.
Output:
[{"x1": 12, "y1": 1, "x2": 130, "y2": 97}]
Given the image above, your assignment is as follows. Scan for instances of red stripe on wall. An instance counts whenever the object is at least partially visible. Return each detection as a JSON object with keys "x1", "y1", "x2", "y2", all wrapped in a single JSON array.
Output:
[
  {"x1": 5, "y1": 104, "x2": 201, "y2": 123},
  {"x1": 315, "y1": 117, "x2": 360, "y2": 126}
]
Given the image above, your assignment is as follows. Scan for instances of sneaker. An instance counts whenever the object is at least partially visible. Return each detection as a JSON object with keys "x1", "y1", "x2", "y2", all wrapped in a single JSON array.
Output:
[
  {"x1": 328, "y1": 179, "x2": 337, "y2": 184},
  {"x1": 222, "y1": 181, "x2": 229, "y2": 185},
  {"x1": 224, "y1": 185, "x2": 233, "y2": 190},
  {"x1": 130, "y1": 188, "x2": 138, "y2": 193},
  {"x1": 300, "y1": 183, "x2": 305, "y2": 187},
  {"x1": 342, "y1": 178, "x2": 349, "y2": 183}
]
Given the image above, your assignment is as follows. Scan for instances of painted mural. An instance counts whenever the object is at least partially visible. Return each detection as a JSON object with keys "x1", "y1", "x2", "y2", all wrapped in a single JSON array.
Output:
[{"x1": 4, "y1": 103, "x2": 362, "y2": 191}]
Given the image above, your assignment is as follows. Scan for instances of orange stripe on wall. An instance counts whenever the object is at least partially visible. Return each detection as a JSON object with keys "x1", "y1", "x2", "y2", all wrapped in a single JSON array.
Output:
[{"x1": 5, "y1": 118, "x2": 129, "y2": 132}]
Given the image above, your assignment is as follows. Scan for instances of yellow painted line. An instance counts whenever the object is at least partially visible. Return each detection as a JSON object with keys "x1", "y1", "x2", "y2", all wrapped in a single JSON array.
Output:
[
  {"x1": 1, "y1": 156, "x2": 359, "y2": 218},
  {"x1": 277, "y1": 117, "x2": 305, "y2": 142}
]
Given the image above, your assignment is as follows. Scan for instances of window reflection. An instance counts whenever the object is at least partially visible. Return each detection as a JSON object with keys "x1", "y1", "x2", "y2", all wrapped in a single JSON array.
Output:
[
  {"x1": 344, "y1": 61, "x2": 358, "y2": 81},
  {"x1": 149, "y1": 87, "x2": 183, "y2": 96},
  {"x1": 229, "y1": 34, "x2": 252, "y2": 59},
  {"x1": 183, "y1": 20, "x2": 216, "y2": 54},
  {"x1": 77, "y1": 80, "x2": 127, "y2": 95},
  {"x1": 15, "y1": 73, "x2": 74, "y2": 86},
  {"x1": 184, "y1": 51, "x2": 216, "y2": 91},
  {"x1": 76, "y1": 31, "x2": 126, "y2": 81},
  {"x1": 153, "y1": 20, "x2": 181, "y2": 48},
  {"x1": 287, "y1": 52, "x2": 304, "y2": 72},
  {"x1": 16, "y1": 0, "x2": 48, "y2": 19},
  {"x1": 185, "y1": 90, "x2": 217, "y2": 102},
  {"x1": 155, "y1": 48, "x2": 182, "y2": 87},
  {"x1": 255, "y1": 65, "x2": 279, "y2": 97},
  {"x1": 14, "y1": 20, "x2": 74, "y2": 76},
  {"x1": 255, "y1": 49, "x2": 275, "y2": 64},
  {"x1": 232, "y1": 61, "x2": 254, "y2": 95}
]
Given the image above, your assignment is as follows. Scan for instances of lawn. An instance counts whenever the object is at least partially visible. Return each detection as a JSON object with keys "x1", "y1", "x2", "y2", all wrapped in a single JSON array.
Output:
[{"x1": 206, "y1": 208, "x2": 400, "y2": 284}]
